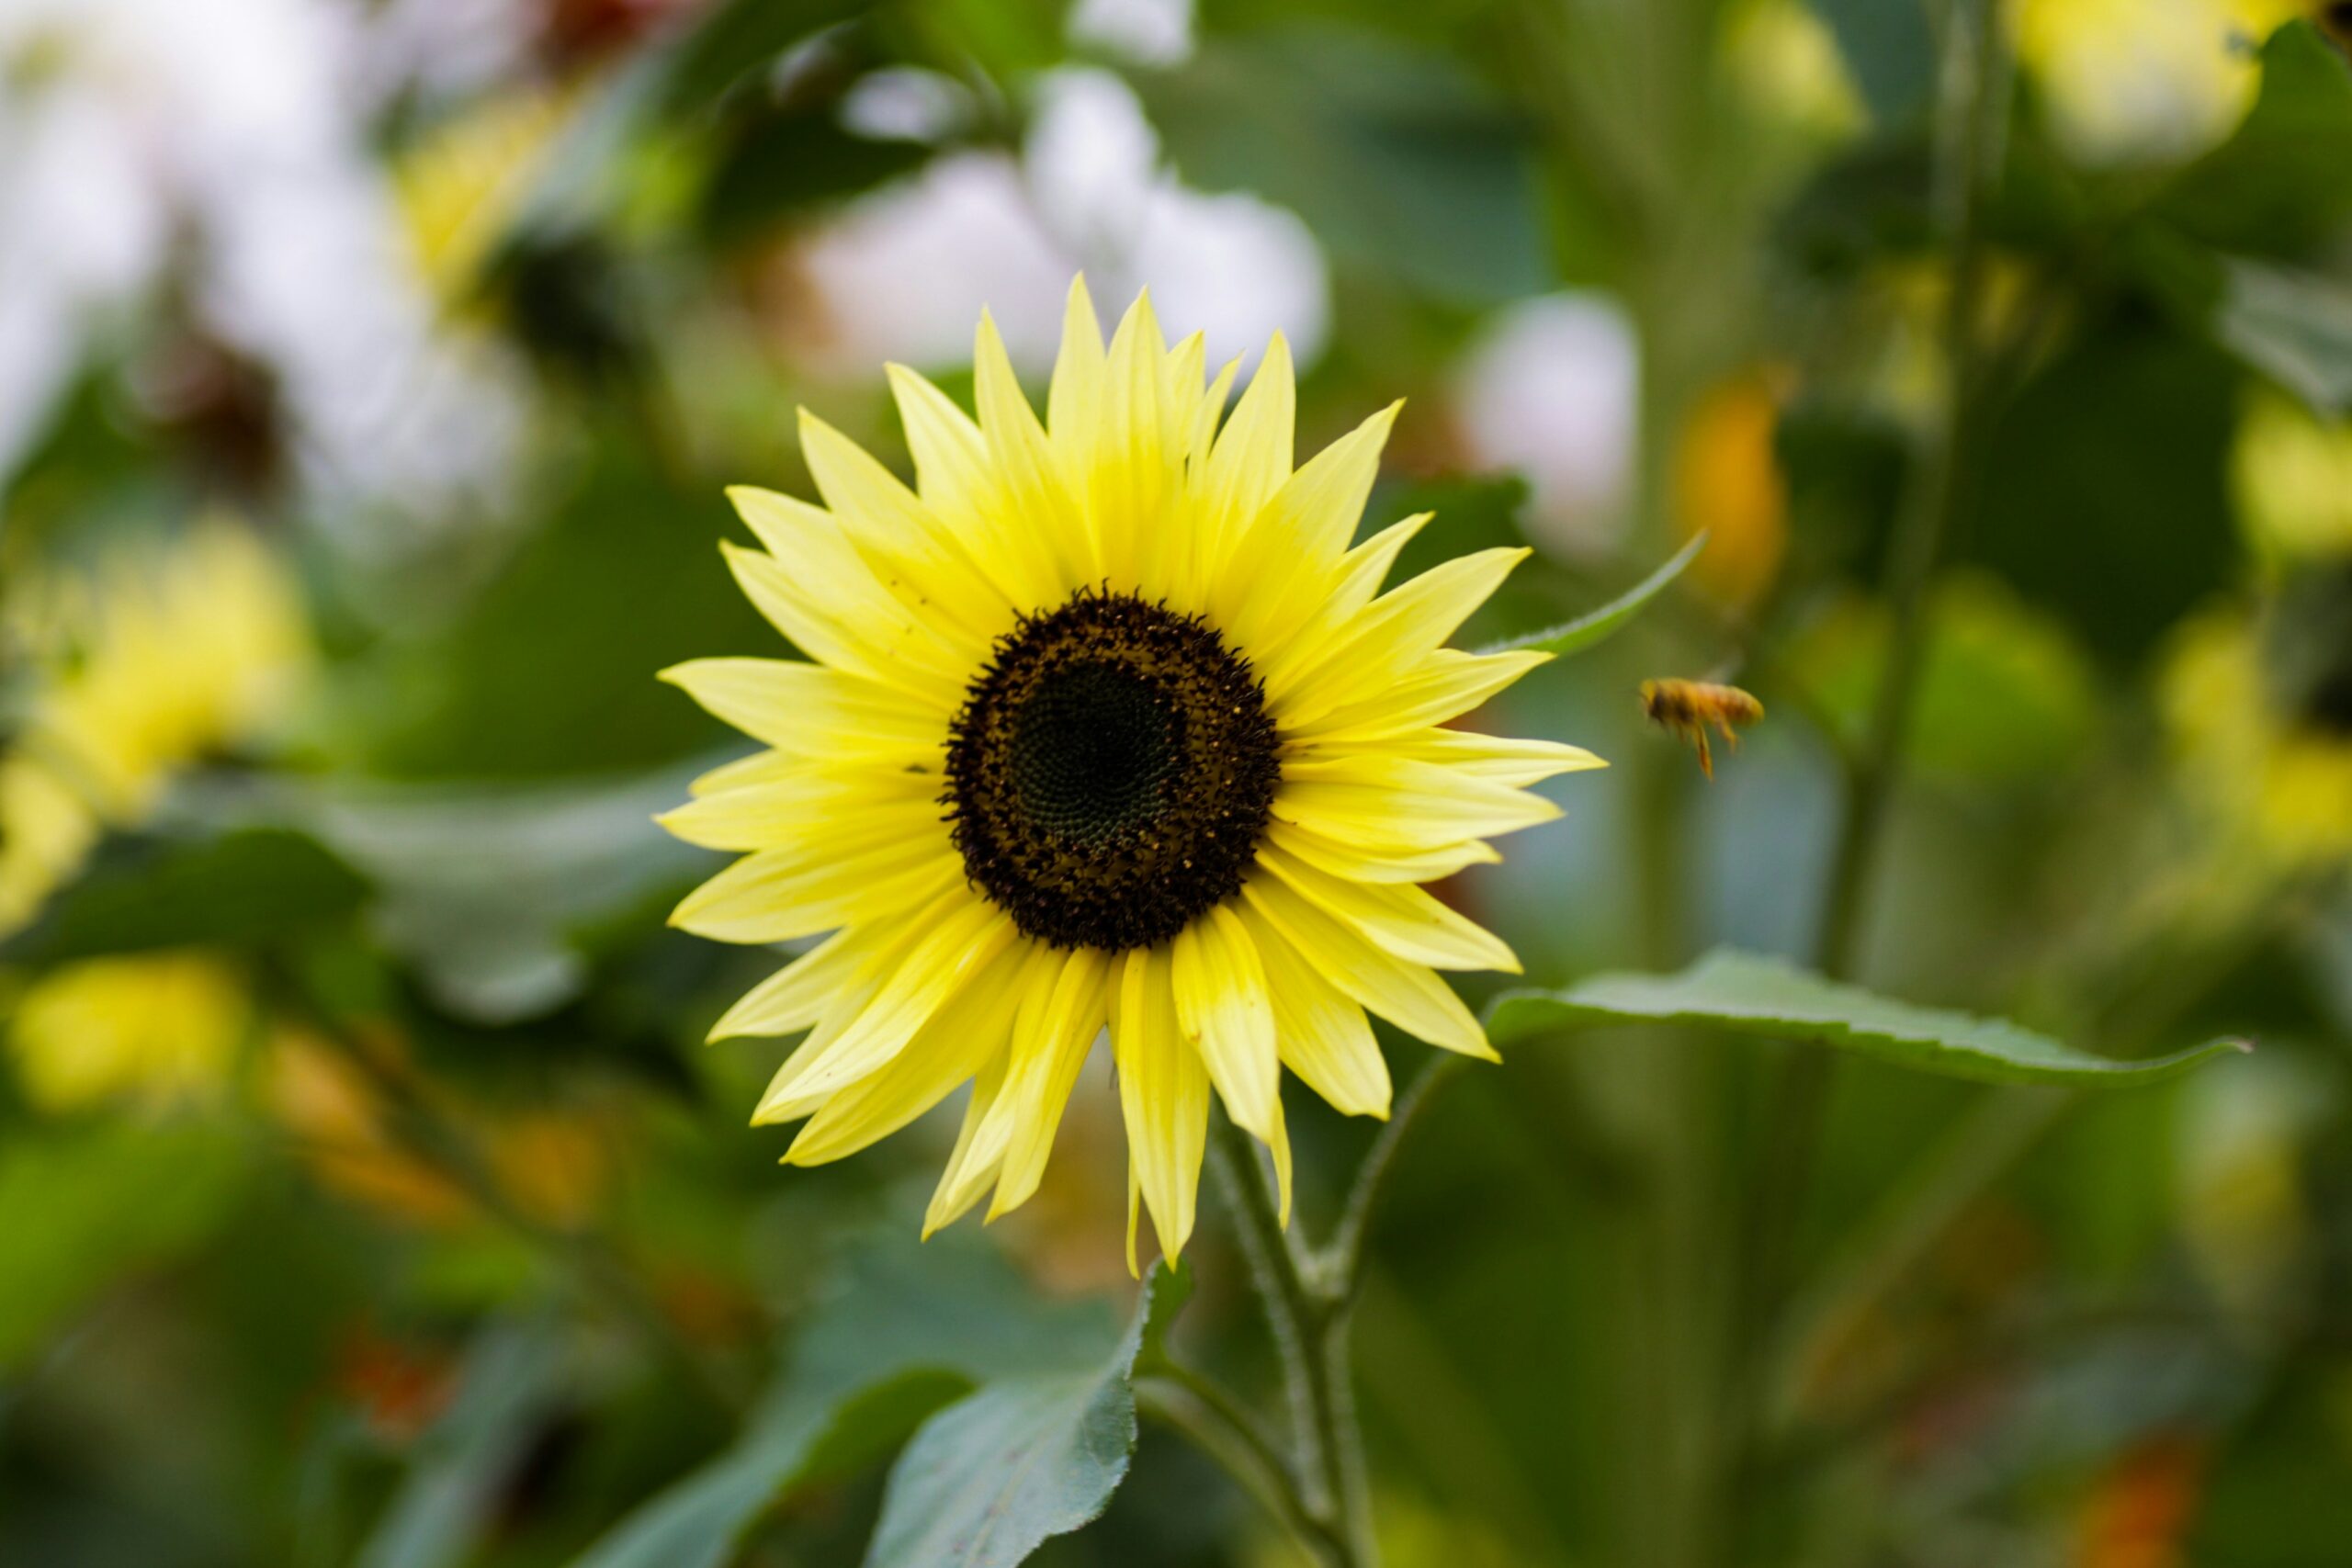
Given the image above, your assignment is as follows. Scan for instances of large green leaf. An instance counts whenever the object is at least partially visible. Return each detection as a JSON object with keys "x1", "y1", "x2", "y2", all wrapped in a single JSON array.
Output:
[
  {"x1": 0, "y1": 827, "x2": 369, "y2": 966},
  {"x1": 266, "y1": 766, "x2": 709, "y2": 1024},
  {"x1": 1481, "y1": 533, "x2": 1706, "y2": 660},
  {"x1": 1956, "y1": 318, "x2": 2238, "y2": 667},
  {"x1": 863, "y1": 1263, "x2": 1192, "y2": 1568},
  {"x1": 1487, "y1": 951, "x2": 2247, "y2": 1086},
  {"x1": 572, "y1": 1234, "x2": 1123, "y2": 1568}
]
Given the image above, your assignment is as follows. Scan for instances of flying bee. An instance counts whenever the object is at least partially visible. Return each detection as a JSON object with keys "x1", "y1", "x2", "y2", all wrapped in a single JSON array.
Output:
[{"x1": 1640, "y1": 679, "x2": 1763, "y2": 779}]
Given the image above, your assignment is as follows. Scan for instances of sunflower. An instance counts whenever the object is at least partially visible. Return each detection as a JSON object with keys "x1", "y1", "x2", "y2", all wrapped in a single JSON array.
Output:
[{"x1": 660, "y1": 281, "x2": 1600, "y2": 1267}]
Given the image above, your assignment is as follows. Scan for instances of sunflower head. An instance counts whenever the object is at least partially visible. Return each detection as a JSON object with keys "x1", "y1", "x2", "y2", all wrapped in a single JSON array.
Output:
[
  {"x1": 7, "y1": 952, "x2": 253, "y2": 1114},
  {"x1": 661, "y1": 280, "x2": 1601, "y2": 1268}
]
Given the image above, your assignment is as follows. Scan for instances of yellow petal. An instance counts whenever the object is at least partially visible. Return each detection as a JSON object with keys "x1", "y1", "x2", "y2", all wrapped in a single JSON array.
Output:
[
  {"x1": 1047, "y1": 276, "x2": 1107, "y2": 498},
  {"x1": 1216, "y1": 401, "x2": 1400, "y2": 654},
  {"x1": 1248, "y1": 513, "x2": 1432, "y2": 691},
  {"x1": 975, "y1": 310, "x2": 1090, "y2": 605},
  {"x1": 1311, "y1": 728, "x2": 1608, "y2": 787},
  {"x1": 1266, "y1": 1089, "x2": 1293, "y2": 1226},
  {"x1": 656, "y1": 768, "x2": 936, "y2": 852},
  {"x1": 988, "y1": 945, "x2": 1112, "y2": 1218},
  {"x1": 1113, "y1": 946, "x2": 1209, "y2": 1266},
  {"x1": 719, "y1": 540, "x2": 967, "y2": 709},
  {"x1": 707, "y1": 924, "x2": 881, "y2": 1042},
  {"x1": 1197, "y1": 334, "x2": 1295, "y2": 552},
  {"x1": 1263, "y1": 818, "x2": 1502, "y2": 886},
  {"x1": 786, "y1": 937, "x2": 1029, "y2": 1165},
  {"x1": 1290, "y1": 649, "x2": 1548, "y2": 741},
  {"x1": 924, "y1": 1044, "x2": 1014, "y2": 1237},
  {"x1": 671, "y1": 833, "x2": 959, "y2": 944},
  {"x1": 1243, "y1": 904, "x2": 1392, "y2": 1118},
  {"x1": 1091, "y1": 289, "x2": 1175, "y2": 589},
  {"x1": 1242, "y1": 873, "x2": 1496, "y2": 1060},
  {"x1": 753, "y1": 895, "x2": 1014, "y2": 1122},
  {"x1": 659, "y1": 658, "x2": 946, "y2": 757},
  {"x1": 1274, "y1": 754, "x2": 1560, "y2": 852},
  {"x1": 1270, "y1": 547, "x2": 1532, "y2": 723},
  {"x1": 791, "y1": 414, "x2": 1012, "y2": 647},
  {"x1": 1170, "y1": 903, "x2": 1280, "y2": 1139},
  {"x1": 1259, "y1": 846, "x2": 1520, "y2": 974}
]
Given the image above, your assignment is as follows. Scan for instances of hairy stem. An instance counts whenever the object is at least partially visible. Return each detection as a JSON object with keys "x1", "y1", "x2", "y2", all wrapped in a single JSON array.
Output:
[{"x1": 1212, "y1": 1116, "x2": 1378, "y2": 1568}]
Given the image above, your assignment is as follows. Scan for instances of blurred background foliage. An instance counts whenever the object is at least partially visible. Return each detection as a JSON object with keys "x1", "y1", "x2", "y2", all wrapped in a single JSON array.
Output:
[{"x1": 2, "y1": 0, "x2": 2350, "y2": 1564}]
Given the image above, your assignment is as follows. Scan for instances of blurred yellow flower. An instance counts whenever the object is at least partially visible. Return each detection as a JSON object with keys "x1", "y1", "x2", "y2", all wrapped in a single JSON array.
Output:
[
  {"x1": 6, "y1": 952, "x2": 253, "y2": 1113},
  {"x1": 394, "y1": 88, "x2": 571, "y2": 306},
  {"x1": 2233, "y1": 388, "x2": 2352, "y2": 565},
  {"x1": 2017, "y1": 0, "x2": 2299, "y2": 167},
  {"x1": 2165, "y1": 599, "x2": 2352, "y2": 868},
  {"x1": 0, "y1": 523, "x2": 311, "y2": 935},
  {"x1": 0, "y1": 757, "x2": 102, "y2": 936},
  {"x1": 1727, "y1": 0, "x2": 1866, "y2": 142},
  {"x1": 1675, "y1": 368, "x2": 1792, "y2": 608},
  {"x1": 660, "y1": 280, "x2": 1600, "y2": 1269}
]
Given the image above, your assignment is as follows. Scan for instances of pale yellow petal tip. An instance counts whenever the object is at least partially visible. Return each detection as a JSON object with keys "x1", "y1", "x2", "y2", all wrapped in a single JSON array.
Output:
[
  {"x1": 1125, "y1": 1171, "x2": 1142, "y2": 1279},
  {"x1": 722, "y1": 483, "x2": 787, "y2": 519}
]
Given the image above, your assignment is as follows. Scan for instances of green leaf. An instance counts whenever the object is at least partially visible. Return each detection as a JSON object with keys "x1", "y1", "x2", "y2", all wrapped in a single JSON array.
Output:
[
  {"x1": 863, "y1": 1263, "x2": 1193, "y2": 1568},
  {"x1": 1956, "y1": 318, "x2": 2238, "y2": 666},
  {"x1": 1481, "y1": 533, "x2": 1706, "y2": 659},
  {"x1": 1487, "y1": 950, "x2": 2247, "y2": 1087},
  {"x1": 572, "y1": 1233, "x2": 1124, "y2": 1568},
  {"x1": 270, "y1": 766, "x2": 708, "y2": 1024},
  {"x1": 0, "y1": 1122, "x2": 249, "y2": 1372},
  {"x1": 2211, "y1": 254, "x2": 2352, "y2": 417},
  {"x1": 0, "y1": 827, "x2": 369, "y2": 966},
  {"x1": 657, "y1": 0, "x2": 869, "y2": 122},
  {"x1": 697, "y1": 107, "x2": 931, "y2": 246}
]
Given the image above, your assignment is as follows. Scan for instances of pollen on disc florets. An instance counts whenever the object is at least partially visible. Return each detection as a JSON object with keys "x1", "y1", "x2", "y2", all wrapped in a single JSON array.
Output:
[{"x1": 944, "y1": 588, "x2": 1282, "y2": 951}]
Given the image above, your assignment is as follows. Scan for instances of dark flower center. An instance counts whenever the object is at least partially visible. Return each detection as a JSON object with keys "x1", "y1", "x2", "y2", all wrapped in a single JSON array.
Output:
[{"x1": 944, "y1": 590, "x2": 1281, "y2": 951}]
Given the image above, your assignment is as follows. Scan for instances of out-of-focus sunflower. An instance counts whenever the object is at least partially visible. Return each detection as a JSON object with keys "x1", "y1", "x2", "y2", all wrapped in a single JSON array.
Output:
[
  {"x1": 2233, "y1": 388, "x2": 2352, "y2": 565},
  {"x1": 660, "y1": 280, "x2": 1600, "y2": 1267},
  {"x1": 6, "y1": 952, "x2": 254, "y2": 1113},
  {"x1": 2017, "y1": 0, "x2": 2301, "y2": 168},
  {"x1": 2164, "y1": 570, "x2": 2352, "y2": 870},
  {"x1": 393, "y1": 88, "x2": 571, "y2": 309},
  {"x1": 0, "y1": 523, "x2": 310, "y2": 934}
]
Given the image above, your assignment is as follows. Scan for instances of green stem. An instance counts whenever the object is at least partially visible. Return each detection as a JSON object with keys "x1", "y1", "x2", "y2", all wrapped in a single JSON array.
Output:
[
  {"x1": 1135, "y1": 1370, "x2": 1339, "y2": 1562},
  {"x1": 1735, "y1": 0, "x2": 2012, "y2": 1527},
  {"x1": 1212, "y1": 1116, "x2": 1377, "y2": 1568},
  {"x1": 1317, "y1": 1054, "x2": 1470, "y2": 1304}
]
